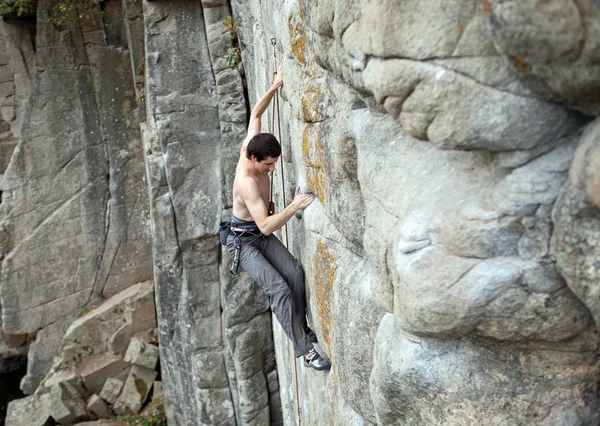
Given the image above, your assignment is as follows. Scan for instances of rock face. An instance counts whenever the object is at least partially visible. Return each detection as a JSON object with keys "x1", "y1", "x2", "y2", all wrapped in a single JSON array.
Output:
[
  {"x1": 1, "y1": 1, "x2": 599, "y2": 426},
  {"x1": 227, "y1": 0, "x2": 600, "y2": 424},
  {"x1": 141, "y1": 1, "x2": 276, "y2": 425},
  {"x1": 6, "y1": 381, "x2": 92, "y2": 426},
  {"x1": 0, "y1": 0, "x2": 153, "y2": 395},
  {"x1": 5, "y1": 283, "x2": 160, "y2": 425}
]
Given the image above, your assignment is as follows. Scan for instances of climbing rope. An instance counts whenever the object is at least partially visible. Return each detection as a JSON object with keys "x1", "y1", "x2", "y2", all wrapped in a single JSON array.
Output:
[
  {"x1": 269, "y1": 37, "x2": 301, "y2": 426},
  {"x1": 269, "y1": 38, "x2": 289, "y2": 249}
]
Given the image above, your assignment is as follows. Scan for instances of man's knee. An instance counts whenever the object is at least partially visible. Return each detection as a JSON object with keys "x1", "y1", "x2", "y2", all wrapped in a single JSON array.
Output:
[
  {"x1": 270, "y1": 284, "x2": 293, "y2": 310},
  {"x1": 290, "y1": 266, "x2": 305, "y2": 290}
]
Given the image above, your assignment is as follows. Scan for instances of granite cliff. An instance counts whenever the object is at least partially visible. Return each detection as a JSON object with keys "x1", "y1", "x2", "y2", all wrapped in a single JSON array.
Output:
[{"x1": 1, "y1": 0, "x2": 599, "y2": 425}]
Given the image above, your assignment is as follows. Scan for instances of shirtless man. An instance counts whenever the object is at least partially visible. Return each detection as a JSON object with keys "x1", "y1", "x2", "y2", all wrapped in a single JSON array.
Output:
[{"x1": 226, "y1": 69, "x2": 331, "y2": 371}]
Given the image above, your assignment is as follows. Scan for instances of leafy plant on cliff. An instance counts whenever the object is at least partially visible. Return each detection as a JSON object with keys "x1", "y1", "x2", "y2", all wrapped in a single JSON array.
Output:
[
  {"x1": 117, "y1": 395, "x2": 168, "y2": 426},
  {"x1": 0, "y1": 0, "x2": 35, "y2": 16},
  {"x1": 226, "y1": 46, "x2": 241, "y2": 69},
  {"x1": 49, "y1": 0, "x2": 104, "y2": 27},
  {"x1": 135, "y1": 56, "x2": 145, "y2": 104},
  {"x1": 0, "y1": 0, "x2": 104, "y2": 27},
  {"x1": 223, "y1": 16, "x2": 242, "y2": 70}
]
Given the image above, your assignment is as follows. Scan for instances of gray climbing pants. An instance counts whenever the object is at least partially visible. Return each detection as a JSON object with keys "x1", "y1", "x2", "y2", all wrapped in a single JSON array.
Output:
[{"x1": 226, "y1": 232, "x2": 313, "y2": 357}]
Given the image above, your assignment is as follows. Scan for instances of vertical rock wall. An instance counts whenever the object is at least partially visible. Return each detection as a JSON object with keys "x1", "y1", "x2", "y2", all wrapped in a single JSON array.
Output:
[
  {"x1": 0, "y1": 0, "x2": 599, "y2": 425},
  {"x1": 141, "y1": 1, "x2": 283, "y2": 424},
  {"x1": 0, "y1": 0, "x2": 152, "y2": 394},
  {"x1": 141, "y1": 1, "x2": 226, "y2": 423},
  {"x1": 229, "y1": 0, "x2": 600, "y2": 425}
]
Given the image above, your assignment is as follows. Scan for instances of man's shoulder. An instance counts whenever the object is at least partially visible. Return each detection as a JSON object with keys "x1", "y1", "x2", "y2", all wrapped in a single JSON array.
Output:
[{"x1": 237, "y1": 174, "x2": 260, "y2": 191}]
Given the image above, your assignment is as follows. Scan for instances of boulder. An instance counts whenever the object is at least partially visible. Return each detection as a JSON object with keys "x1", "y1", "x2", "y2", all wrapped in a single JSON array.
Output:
[
  {"x1": 99, "y1": 377, "x2": 124, "y2": 405},
  {"x1": 112, "y1": 365, "x2": 157, "y2": 415},
  {"x1": 45, "y1": 282, "x2": 155, "y2": 386},
  {"x1": 38, "y1": 354, "x2": 128, "y2": 397},
  {"x1": 5, "y1": 392, "x2": 54, "y2": 426},
  {"x1": 123, "y1": 338, "x2": 159, "y2": 370},
  {"x1": 87, "y1": 394, "x2": 112, "y2": 419},
  {"x1": 48, "y1": 382, "x2": 92, "y2": 425},
  {"x1": 38, "y1": 368, "x2": 87, "y2": 397},
  {"x1": 78, "y1": 355, "x2": 130, "y2": 395},
  {"x1": 6, "y1": 381, "x2": 92, "y2": 426},
  {"x1": 20, "y1": 315, "x2": 75, "y2": 394}
]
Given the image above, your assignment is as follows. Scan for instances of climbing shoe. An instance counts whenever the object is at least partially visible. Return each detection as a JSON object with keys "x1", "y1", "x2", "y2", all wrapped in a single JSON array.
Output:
[
  {"x1": 304, "y1": 348, "x2": 331, "y2": 371},
  {"x1": 305, "y1": 328, "x2": 318, "y2": 344}
]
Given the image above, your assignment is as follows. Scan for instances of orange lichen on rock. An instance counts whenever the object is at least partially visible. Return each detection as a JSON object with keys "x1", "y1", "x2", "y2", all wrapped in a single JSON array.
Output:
[
  {"x1": 483, "y1": 0, "x2": 491, "y2": 17},
  {"x1": 300, "y1": 85, "x2": 324, "y2": 123},
  {"x1": 514, "y1": 55, "x2": 529, "y2": 76},
  {"x1": 290, "y1": 22, "x2": 306, "y2": 65},
  {"x1": 302, "y1": 125, "x2": 330, "y2": 203},
  {"x1": 289, "y1": 3, "x2": 307, "y2": 66},
  {"x1": 312, "y1": 240, "x2": 337, "y2": 352}
]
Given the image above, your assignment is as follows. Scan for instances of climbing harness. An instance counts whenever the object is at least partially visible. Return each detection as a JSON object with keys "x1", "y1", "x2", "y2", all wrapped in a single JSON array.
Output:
[{"x1": 220, "y1": 216, "x2": 263, "y2": 275}]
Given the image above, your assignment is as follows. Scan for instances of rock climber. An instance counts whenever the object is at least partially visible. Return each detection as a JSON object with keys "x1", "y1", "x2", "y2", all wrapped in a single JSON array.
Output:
[{"x1": 224, "y1": 68, "x2": 331, "y2": 371}]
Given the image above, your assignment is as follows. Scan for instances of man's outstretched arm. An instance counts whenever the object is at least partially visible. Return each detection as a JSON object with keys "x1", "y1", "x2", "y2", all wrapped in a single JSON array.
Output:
[
  {"x1": 243, "y1": 180, "x2": 314, "y2": 236},
  {"x1": 240, "y1": 68, "x2": 283, "y2": 155}
]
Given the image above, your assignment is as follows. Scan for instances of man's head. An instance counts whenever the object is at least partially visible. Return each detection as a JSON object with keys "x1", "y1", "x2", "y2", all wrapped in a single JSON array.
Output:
[
  {"x1": 247, "y1": 133, "x2": 281, "y2": 174},
  {"x1": 247, "y1": 133, "x2": 281, "y2": 162}
]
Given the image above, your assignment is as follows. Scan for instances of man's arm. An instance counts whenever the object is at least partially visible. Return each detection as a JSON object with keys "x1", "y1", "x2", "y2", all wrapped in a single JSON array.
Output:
[
  {"x1": 240, "y1": 68, "x2": 283, "y2": 156},
  {"x1": 242, "y1": 179, "x2": 314, "y2": 236}
]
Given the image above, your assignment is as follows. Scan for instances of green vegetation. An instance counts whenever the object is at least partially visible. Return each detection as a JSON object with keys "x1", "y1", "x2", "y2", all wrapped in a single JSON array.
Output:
[
  {"x1": 0, "y1": 0, "x2": 104, "y2": 27},
  {"x1": 135, "y1": 56, "x2": 145, "y2": 104},
  {"x1": 223, "y1": 16, "x2": 241, "y2": 70},
  {"x1": 0, "y1": 0, "x2": 35, "y2": 16},
  {"x1": 117, "y1": 396, "x2": 168, "y2": 426},
  {"x1": 49, "y1": 0, "x2": 103, "y2": 27},
  {"x1": 78, "y1": 304, "x2": 95, "y2": 317}
]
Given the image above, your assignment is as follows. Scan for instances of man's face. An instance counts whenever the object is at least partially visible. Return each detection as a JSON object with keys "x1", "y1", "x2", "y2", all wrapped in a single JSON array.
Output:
[{"x1": 254, "y1": 156, "x2": 279, "y2": 175}]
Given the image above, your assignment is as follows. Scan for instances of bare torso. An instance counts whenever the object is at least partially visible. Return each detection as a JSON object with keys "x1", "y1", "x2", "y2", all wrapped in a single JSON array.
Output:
[{"x1": 232, "y1": 156, "x2": 270, "y2": 221}]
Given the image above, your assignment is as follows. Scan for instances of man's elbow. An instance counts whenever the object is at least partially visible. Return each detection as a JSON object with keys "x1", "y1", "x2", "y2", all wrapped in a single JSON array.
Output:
[
  {"x1": 256, "y1": 220, "x2": 271, "y2": 236},
  {"x1": 258, "y1": 225, "x2": 272, "y2": 236}
]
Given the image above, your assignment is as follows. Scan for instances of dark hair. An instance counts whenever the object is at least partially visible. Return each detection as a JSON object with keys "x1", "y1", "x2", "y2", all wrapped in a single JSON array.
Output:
[{"x1": 247, "y1": 133, "x2": 281, "y2": 161}]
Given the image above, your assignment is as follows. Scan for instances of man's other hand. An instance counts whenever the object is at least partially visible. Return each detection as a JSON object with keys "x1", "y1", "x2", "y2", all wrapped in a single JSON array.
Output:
[
  {"x1": 291, "y1": 186, "x2": 315, "y2": 211},
  {"x1": 273, "y1": 65, "x2": 283, "y2": 88}
]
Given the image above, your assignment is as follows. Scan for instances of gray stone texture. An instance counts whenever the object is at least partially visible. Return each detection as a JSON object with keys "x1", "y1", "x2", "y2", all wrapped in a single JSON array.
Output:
[
  {"x1": 1, "y1": 0, "x2": 599, "y2": 425},
  {"x1": 6, "y1": 382, "x2": 92, "y2": 426},
  {"x1": 124, "y1": 337, "x2": 159, "y2": 370},
  {"x1": 229, "y1": 0, "x2": 600, "y2": 424},
  {"x1": 141, "y1": 1, "x2": 279, "y2": 425},
  {"x1": 78, "y1": 355, "x2": 129, "y2": 395},
  {"x1": 5, "y1": 390, "x2": 54, "y2": 426},
  {"x1": 99, "y1": 377, "x2": 124, "y2": 406},
  {"x1": 19, "y1": 314, "x2": 76, "y2": 394},
  {"x1": 552, "y1": 118, "x2": 600, "y2": 329},
  {"x1": 0, "y1": 302, "x2": 26, "y2": 373},
  {"x1": 113, "y1": 365, "x2": 157, "y2": 415},
  {"x1": 141, "y1": 1, "x2": 239, "y2": 424},
  {"x1": 6, "y1": 282, "x2": 161, "y2": 419},
  {"x1": 48, "y1": 281, "x2": 155, "y2": 373},
  {"x1": 48, "y1": 381, "x2": 93, "y2": 424},
  {"x1": 0, "y1": 0, "x2": 152, "y2": 395},
  {"x1": 87, "y1": 394, "x2": 112, "y2": 419},
  {"x1": 23, "y1": 280, "x2": 155, "y2": 415},
  {"x1": 371, "y1": 313, "x2": 600, "y2": 425}
]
